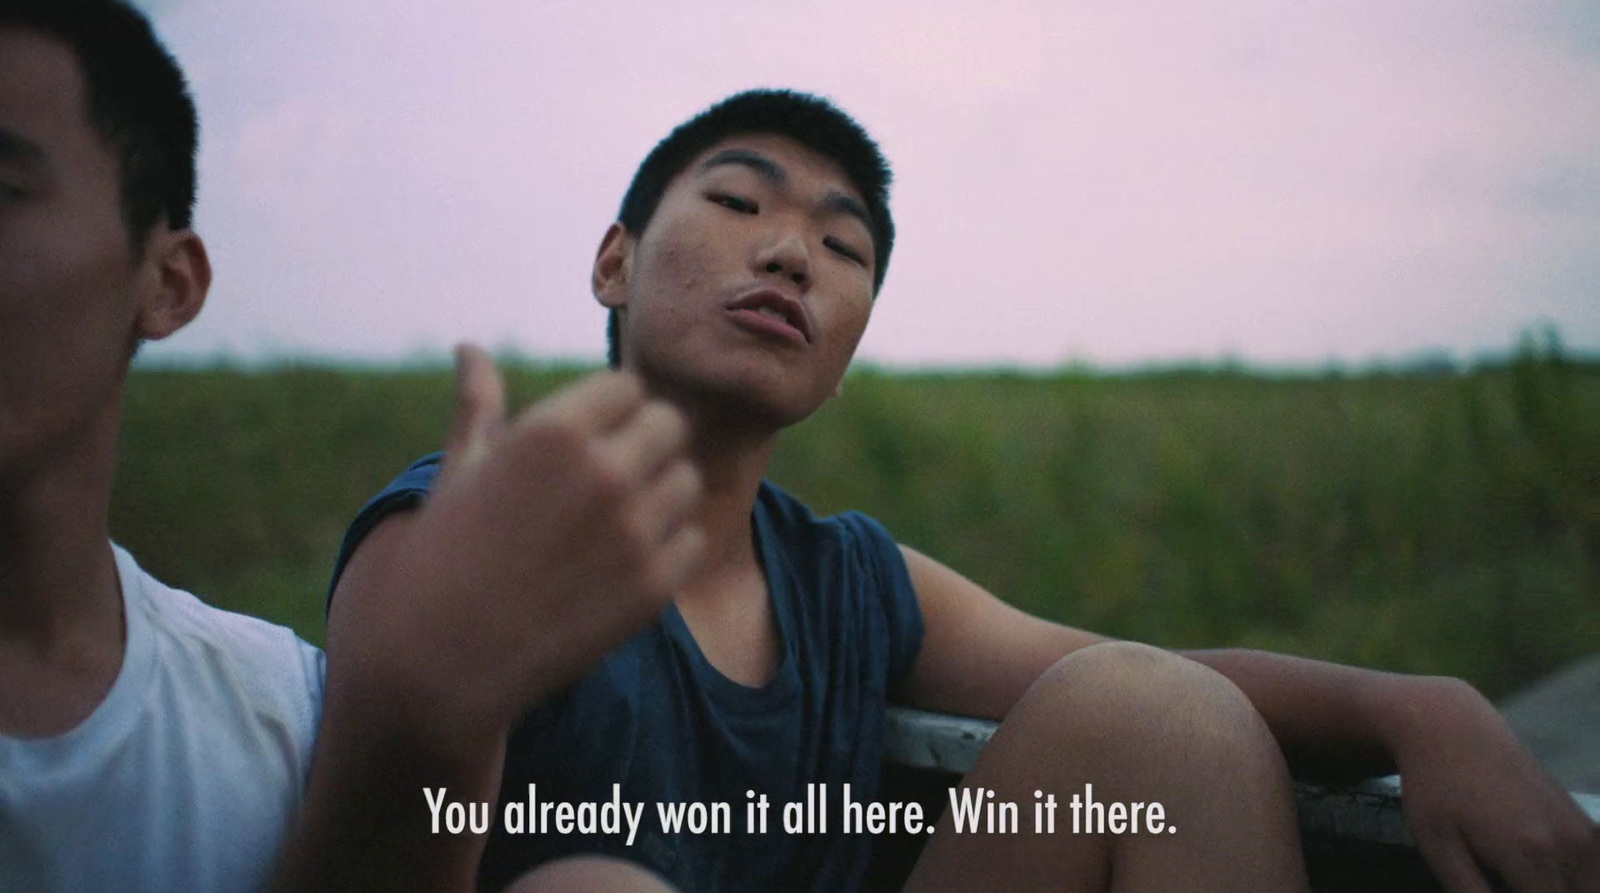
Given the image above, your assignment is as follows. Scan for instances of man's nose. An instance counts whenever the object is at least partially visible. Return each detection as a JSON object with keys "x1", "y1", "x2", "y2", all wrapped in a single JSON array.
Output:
[{"x1": 754, "y1": 230, "x2": 811, "y2": 289}]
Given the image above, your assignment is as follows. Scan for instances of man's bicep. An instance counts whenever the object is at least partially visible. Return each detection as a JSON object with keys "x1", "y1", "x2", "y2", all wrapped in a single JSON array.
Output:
[
  {"x1": 327, "y1": 509, "x2": 424, "y2": 655},
  {"x1": 899, "y1": 544, "x2": 1109, "y2": 720}
]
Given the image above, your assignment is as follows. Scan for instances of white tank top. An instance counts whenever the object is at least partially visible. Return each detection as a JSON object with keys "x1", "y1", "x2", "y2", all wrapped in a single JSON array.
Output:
[{"x1": 0, "y1": 545, "x2": 325, "y2": 893}]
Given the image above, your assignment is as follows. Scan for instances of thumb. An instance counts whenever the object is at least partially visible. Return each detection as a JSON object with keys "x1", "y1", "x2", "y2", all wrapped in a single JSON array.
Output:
[{"x1": 445, "y1": 343, "x2": 506, "y2": 466}]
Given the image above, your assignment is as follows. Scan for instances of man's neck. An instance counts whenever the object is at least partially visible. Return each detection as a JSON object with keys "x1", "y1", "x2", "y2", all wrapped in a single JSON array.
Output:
[
  {"x1": 0, "y1": 403, "x2": 127, "y2": 737},
  {"x1": 0, "y1": 404, "x2": 123, "y2": 656},
  {"x1": 632, "y1": 367, "x2": 791, "y2": 583},
  {"x1": 665, "y1": 410, "x2": 787, "y2": 687},
  {"x1": 683, "y1": 418, "x2": 779, "y2": 582}
]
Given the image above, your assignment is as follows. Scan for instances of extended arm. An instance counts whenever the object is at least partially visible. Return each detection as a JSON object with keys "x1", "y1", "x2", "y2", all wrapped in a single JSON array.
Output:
[
  {"x1": 269, "y1": 349, "x2": 705, "y2": 893},
  {"x1": 269, "y1": 511, "x2": 505, "y2": 893},
  {"x1": 898, "y1": 544, "x2": 1598, "y2": 893}
]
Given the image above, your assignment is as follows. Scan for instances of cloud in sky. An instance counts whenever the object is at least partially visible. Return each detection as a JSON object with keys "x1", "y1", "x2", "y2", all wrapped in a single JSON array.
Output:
[{"x1": 140, "y1": 0, "x2": 1600, "y2": 367}]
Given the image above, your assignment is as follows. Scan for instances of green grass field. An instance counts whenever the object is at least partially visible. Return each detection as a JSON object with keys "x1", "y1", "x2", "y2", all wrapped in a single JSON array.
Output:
[{"x1": 113, "y1": 340, "x2": 1599, "y2": 700}]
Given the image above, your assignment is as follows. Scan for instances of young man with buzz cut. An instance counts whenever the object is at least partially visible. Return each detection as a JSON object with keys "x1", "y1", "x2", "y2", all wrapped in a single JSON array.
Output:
[
  {"x1": 325, "y1": 90, "x2": 1596, "y2": 892},
  {"x1": 329, "y1": 88, "x2": 1598, "y2": 893},
  {"x1": 1, "y1": 2, "x2": 703, "y2": 891}
]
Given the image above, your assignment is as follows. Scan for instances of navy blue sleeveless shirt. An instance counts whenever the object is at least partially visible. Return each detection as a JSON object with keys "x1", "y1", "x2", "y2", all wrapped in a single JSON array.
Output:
[{"x1": 329, "y1": 454, "x2": 925, "y2": 893}]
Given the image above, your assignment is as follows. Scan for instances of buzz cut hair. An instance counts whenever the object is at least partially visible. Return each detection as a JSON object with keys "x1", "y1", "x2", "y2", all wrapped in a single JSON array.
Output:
[{"x1": 0, "y1": 0, "x2": 199, "y2": 251}]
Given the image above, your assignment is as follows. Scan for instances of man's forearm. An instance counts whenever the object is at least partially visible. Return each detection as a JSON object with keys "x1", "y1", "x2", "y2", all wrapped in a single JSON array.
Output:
[
  {"x1": 1180, "y1": 648, "x2": 1444, "y2": 783},
  {"x1": 268, "y1": 676, "x2": 507, "y2": 893}
]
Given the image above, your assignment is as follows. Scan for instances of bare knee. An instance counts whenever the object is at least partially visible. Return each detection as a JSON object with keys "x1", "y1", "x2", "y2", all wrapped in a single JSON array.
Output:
[
  {"x1": 910, "y1": 643, "x2": 1309, "y2": 892},
  {"x1": 1026, "y1": 641, "x2": 1255, "y2": 717},
  {"x1": 1009, "y1": 641, "x2": 1282, "y2": 777},
  {"x1": 504, "y1": 856, "x2": 677, "y2": 893}
]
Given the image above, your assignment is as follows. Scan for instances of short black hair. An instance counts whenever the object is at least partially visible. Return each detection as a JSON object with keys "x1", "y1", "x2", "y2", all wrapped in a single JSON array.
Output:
[
  {"x1": 0, "y1": 0, "x2": 198, "y2": 250},
  {"x1": 608, "y1": 89, "x2": 894, "y2": 367}
]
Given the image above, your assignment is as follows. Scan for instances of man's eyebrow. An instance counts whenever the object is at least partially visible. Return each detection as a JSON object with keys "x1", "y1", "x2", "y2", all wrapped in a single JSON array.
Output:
[
  {"x1": 0, "y1": 127, "x2": 47, "y2": 167},
  {"x1": 822, "y1": 190, "x2": 874, "y2": 237},
  {"x1": 698, "y1": 147, "x2": 787, "y2": 187},
  {"x1": 700, "y1": 147, "x2": 874, "y2": 236}
]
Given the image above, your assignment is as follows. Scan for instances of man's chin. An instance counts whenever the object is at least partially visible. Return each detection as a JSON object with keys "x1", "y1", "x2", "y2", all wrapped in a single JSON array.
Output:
[{"x1": 651, "y1": 367, "x2": 822, "y2": 435}]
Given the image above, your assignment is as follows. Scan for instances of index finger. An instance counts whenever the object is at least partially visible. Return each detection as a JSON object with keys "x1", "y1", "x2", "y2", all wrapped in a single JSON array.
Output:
[{"x1": 444, "y1": 343, "x2": 507, "y2": 463}]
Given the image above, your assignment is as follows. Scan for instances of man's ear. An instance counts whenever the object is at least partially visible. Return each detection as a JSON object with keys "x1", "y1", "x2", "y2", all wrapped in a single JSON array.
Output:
[
  {"x1": 592, "y1": 222, "x2": 633, "y2": 311},
  {"x1": 135, "y1": 228, "x2": 211, "y2": 341}
]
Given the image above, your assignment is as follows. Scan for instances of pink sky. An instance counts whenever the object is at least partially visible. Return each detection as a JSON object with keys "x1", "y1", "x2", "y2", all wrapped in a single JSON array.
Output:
[{"x1": 135, "y1": 0, "x2": 1600, "y2": 368}]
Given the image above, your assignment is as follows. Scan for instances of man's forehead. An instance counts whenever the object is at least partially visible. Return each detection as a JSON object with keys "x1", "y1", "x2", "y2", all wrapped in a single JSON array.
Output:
[{"x1": 0, "y1": 28, "x2": 93, "y2": 154}]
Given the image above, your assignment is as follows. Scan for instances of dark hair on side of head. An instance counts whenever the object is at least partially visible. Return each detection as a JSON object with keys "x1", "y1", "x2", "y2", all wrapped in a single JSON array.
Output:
[
  {"x1": 0, "y1": 0, "x2": 198, "y2": 251},
  {"x1": 607, "y1": 89, "x2": 894, "y2": 368}
]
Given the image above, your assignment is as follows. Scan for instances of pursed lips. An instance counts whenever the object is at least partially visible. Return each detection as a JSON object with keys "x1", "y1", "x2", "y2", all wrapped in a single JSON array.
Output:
[{"x1": 723, "y1": 288, "x2": 812, "y2": 345}]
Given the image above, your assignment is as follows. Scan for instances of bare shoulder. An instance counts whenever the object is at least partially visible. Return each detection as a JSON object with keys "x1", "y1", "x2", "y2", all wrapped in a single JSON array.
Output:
[{"x1": 326, "y1": 510, "x2": 424, "y2": 647}]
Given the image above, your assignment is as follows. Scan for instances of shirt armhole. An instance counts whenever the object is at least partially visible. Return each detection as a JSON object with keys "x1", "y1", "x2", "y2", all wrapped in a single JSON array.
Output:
[
  {"x1": 848, "y1": 513, "x2": 926, "y2": 685},
  {"x1": 325, "y1": 453, "x2": 445, "y2": 612}
]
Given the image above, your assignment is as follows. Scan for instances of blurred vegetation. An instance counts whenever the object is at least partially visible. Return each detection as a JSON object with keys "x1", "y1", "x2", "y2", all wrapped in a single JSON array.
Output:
[{"x1": 113, "y1": 336, "x2": 1599, "y2": 700}]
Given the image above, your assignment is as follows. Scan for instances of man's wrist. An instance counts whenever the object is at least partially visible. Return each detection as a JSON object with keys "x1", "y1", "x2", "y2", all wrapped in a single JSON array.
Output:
[
  {"x1": 326, "y1": 643, "x2": 512, "y2": 761},
  {"x1": 1357, "y1": 672, "x2": 1480, "y2": 768}
]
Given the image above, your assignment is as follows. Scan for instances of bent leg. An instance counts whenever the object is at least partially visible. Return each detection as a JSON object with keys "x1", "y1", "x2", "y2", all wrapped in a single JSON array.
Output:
[
  {"x1": 504, "y1": 855, "x2": 679, "y2": 893},
  {"x1": 902, "y1": 641, "x2": 1309, "y2": 893}
]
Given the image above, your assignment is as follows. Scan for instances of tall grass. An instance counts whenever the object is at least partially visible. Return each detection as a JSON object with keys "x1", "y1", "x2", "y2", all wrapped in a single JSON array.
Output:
[{"x1": 112, "y1": 342, "x2": 1598, "y2": 699}]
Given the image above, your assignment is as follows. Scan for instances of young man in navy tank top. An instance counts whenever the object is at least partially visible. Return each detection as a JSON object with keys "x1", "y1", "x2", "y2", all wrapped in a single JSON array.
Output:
[{"x1": 318, "y1": 91, "x2": 1597, "y2": 893}]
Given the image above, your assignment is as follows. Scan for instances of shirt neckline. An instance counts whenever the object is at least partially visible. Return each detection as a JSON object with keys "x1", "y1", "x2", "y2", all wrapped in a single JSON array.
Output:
[
  {"x1": 0, "y1": 544, "x2": 155, "y2": 756},
  {"x1": 662, "y1": 484, "x2": 799, "y2": 709}
]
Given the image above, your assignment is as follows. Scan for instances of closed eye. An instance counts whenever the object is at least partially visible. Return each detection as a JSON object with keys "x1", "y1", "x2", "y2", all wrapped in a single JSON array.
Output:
[
  {"x1": 824, "y1": 236, "x2": 867, "y2": 266},
  {"x1": 707, "y1": 192, "x2": 758, "y2": 214}
]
